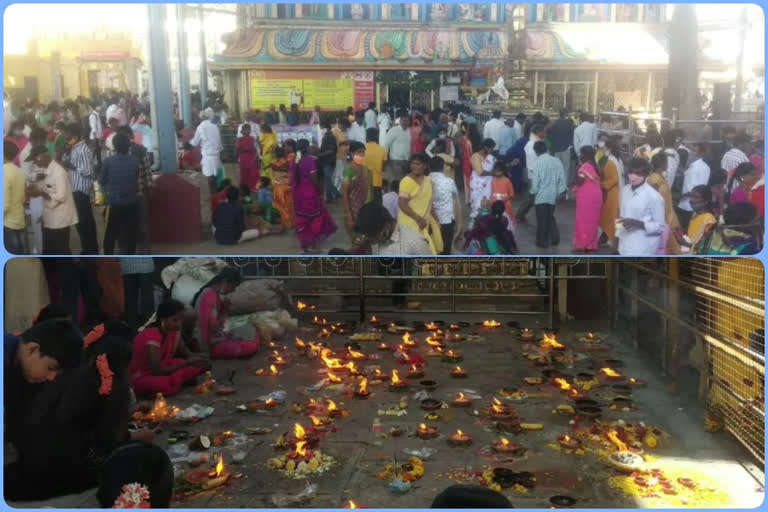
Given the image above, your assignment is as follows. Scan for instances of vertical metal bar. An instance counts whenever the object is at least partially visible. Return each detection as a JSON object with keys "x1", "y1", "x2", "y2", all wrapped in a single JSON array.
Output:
[
  {"x1": 734, "y1": 6, "x2": 747, "y2": 112},
  {"x1": 630, "y1": 263, "x2": 639, "y2": 350},
  {"x1": 176, "y1": 4, "x2": 192, "y2": 127},
  {"x1": 359, "y1": 259, "x2": 365, "y2": 322},
  {"x1": 198, "y1": 4, "x2": 208, "y2": 108},
  {"x1": 147, "y1": 3, "x2": 178, "y2": 174},
  {"x1": 665, "y1": 259, "x2": 680, "y2": 387},
  {"x1": 548, "y1": 258, "x2": 555, "y2": 328},
  {"x1": 592, "y1": 71, "x2": 599, "y2": 114}
]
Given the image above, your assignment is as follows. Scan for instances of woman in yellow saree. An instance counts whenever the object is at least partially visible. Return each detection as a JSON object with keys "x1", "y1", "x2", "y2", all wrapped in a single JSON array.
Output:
[
  {"x1": 259, "y1": 124, "x2": 277, "y2": 180},
  {"x1": 396, "y1": 153, "x2": 443, "y2": 254}
]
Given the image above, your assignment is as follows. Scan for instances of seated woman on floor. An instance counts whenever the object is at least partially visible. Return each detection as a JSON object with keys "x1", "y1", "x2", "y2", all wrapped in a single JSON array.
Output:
[
  {"x1": 463, "y1": 200, "x2": 518, "y2": 255},
  {"x1": 129, "y1": 299, "x2": 209, "y2": 397},
  {"x1": 6, "y1": 326, "x2": 165, "y2": 503},
  {"x1": 192, "y1": 268, "x2": 261, "y2": 360}
]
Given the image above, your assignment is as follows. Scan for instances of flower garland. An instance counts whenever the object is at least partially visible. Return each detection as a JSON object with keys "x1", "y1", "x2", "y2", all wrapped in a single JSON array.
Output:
[
  {"x1": 113, "y1": 482, "x2": 151, "y2": 508},
  {"x1": 96, "y1": 354, "x2": 114, "y2": 396},
  {"x1": 84, "y1": 323, "x2": 106, "y2": 348}
]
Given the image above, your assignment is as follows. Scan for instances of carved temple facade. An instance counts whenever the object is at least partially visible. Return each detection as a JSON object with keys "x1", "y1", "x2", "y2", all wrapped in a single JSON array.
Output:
[{"x1": 211, "y1": 4, "x2": 722, "y2": 115}]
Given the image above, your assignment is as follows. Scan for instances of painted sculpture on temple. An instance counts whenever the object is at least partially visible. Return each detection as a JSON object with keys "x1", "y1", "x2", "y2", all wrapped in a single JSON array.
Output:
[
  {"x1": 350, "y1": 4, "x2": 365, "y2": 20},
  {"x1": 430, "y1": 3, "x2": 449, "y2": 21}
]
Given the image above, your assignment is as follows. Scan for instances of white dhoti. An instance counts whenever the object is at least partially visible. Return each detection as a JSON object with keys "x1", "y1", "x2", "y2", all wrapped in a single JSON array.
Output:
[{"x1": 201, "y1": 154, "x2": 221, "y2": 177}]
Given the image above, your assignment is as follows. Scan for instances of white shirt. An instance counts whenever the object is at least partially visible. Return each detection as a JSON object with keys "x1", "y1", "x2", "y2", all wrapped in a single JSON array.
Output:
[
  {"x1": 41, "y1": 160, "x2": 79, "y2": 229},
  {"x1": 377, "y1": 113, "x2": 392, "y2": 145},
  {"x1": 678, "y1": 157, "x2": 710, "y2": 212},
  {"x1": 190, "y1": 119, "x2": 223, "y2": 157},
  {"x1": 721, "y1": 148, "x2": 749, "y2": 176},
  {"x1": 19, "y1": 143, "x2": 35, "y2": 181},
  {"x1": 383, "y1": 125, "x2": 411, "y2": 161},
  {"x1": 446, "y1": 122, "x2": 459, "y2": 139},
  {"x1": 617, "y1": 182, "x2": 665, "y2": 255},
  {"x1": 364, "y1": 109, "x2": 378, "y2": 130},
  {"x1": 425, "y1": 138, "x2": 455, "y2": 158},
  {"x1": 89, "y1": 110, "x2": 103, "y2": 141},
  {"x1": 513, "y1": 120, "x2": 524, "y2": 140},
  {"x1": 524, "y1": 135, "x2": 542, "y2": 179},
  {"x1": 482, "y1": 118, "x2": 505, "y2": 147},
  {"x1": 348, "y1": 122, "x2": 366, "y2": 144},
  {"x1": 662, "y1": 148, "x2": 680, "y2": 187},
  {"x1": 573, "y1": 121, "x2": 597, "y2": 153},
  {"x1": 429, "y1": 172, "x2": 459, "y2": 224}
]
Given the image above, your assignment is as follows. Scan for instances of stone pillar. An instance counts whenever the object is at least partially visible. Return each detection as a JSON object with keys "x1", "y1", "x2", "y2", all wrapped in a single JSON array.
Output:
[{"x1": 147, "y1": 3, "x2": 178, "y2": 173}]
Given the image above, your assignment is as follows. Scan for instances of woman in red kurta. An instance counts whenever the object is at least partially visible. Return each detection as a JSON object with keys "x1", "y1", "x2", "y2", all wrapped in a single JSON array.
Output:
[
  {"x1": 129, "y1": 300, "x2": 208, "y2": 397},
  {"x1": 236, "y1": 123, "x2": 260, "y2": 189},
  {"x1": 192, "y1": 268, "x2": 261, "y2": 360}
]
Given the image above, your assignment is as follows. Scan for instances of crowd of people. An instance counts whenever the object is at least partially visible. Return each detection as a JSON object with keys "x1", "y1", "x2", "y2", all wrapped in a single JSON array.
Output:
[{"x1": 4, "y1": 89, "x2": 763, "y2": 255}]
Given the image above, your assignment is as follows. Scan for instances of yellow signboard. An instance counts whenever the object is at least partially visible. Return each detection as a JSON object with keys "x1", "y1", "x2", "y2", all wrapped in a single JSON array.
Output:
[
  {"x1": 250, "y1": 79, "x2": 302, "y2": 109},
  {"x1": 302, "y1": 79, "x2": 354, "y2": 110}
]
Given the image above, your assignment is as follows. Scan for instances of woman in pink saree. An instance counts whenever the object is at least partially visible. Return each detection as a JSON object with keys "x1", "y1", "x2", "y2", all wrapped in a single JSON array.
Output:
[
  {"x1": 572, "y1": 146, "x2": 603, "y2": 252},
  {"x1": 292, "y1": 139, "x2": 337, "y2": 253},
  {"x1": 192, "y1": 268, "x2": 261, "y2": 360},
  {"x1": 129, "y1": 299, "x2": 208, "y2": 397}
]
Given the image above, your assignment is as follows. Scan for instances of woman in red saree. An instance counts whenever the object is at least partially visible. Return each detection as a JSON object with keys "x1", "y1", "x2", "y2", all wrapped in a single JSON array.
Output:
[
  {"x1": 129, "y1": 300, "x2": 208, "y2": 397},
  {"x1": 236, "y1": 124, "x2": 260, "y2": 189},
  {"x1": 192, "y1": 268, "x2": 261, "y2": 360}
]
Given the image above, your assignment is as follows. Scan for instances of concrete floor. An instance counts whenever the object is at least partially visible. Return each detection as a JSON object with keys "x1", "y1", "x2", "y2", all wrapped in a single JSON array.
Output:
[
  {"x1": 156, "y1": 313, "x2": 763, "y2": 509},
  {"x1": 73, "y1": 165, "x2": 611, "y2": 256}
]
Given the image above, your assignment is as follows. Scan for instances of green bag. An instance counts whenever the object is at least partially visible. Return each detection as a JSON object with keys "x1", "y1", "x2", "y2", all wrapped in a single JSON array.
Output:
[
  {"x1": 485, "y1": 236, "x2": 501, "y2": 255},
  {"x1": 215, "y1": 166, "x2": 226, "y2": 189}
]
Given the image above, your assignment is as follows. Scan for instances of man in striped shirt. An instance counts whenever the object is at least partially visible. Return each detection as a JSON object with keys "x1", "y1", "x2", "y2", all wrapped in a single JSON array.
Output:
[
  {"x1": 62, "y1": 123, "x2": 99, "y2": 254},
  {"x1": 721, "y1": 132, "x2": 752, "y2": 178}
]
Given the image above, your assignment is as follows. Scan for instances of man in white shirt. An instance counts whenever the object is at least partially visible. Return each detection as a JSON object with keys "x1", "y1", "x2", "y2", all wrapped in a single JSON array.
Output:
[
  {"x1": 513, "y1": 113, "x2": 526, "y2": 140},
  {"x1": 482, "y1": 110, "x2": 505, "y2": 149},
  {"x1": 377, "y1": 106, "x2": 392, "y2": 145},
  {"x1": 348, "y1": 111, "x2": 366, "y2": 144},
  {"x1": 661, "y1": 131, "x2": 680, "y2": 187},
  {"x1": 516, "y1": 122, "x2": 547, "y2": 222},
  {"x1": 428, "y1": 156, "x2": 461, "y2": 254},
  {"x1": 364, "y1": 103, "x2": 378, "y2": 130},
  {"x1": 617, "y1": 158, "x2": 666, "y2": 255},
  {"x1": 677, "y1": 143, "x2": 711, "y2": 230},
  {"x1": 573, "y1": 112, "x2": 597, "y2": 155},
  {"x1": 721, "y1": 132, "x2": 752, "y2": 177},
  {"x1": 190, "y1": 108, "x2": 223, "y2": 194},
  {"x1": 88, "y1": 101, "x2": 103, "y2": 143},
  {"x1": 382, "y1": 115, "x2": 412, "y2": 180}
]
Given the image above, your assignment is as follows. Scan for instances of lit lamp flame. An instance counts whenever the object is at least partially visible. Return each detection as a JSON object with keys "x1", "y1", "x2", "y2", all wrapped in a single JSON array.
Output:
[
  {"x1": 348, "y1": 347, "x2": 366, "y2": 359},
  {"x1": 296, "y1": 337, "x2": 306, "y2": 348},
  {"x1": 483, "y1": 320, "x2": 501, "y2": 328},
  {"x1": 607, "y1": 430, "x2": 628, "y2": 452},
  {"x1": 554, "y1": 378, "x2": 572, "y2": 391},
  {"x1": 320, "y1": 328, "x2": 331, "y2": 337},
  {"x1": 295, "y1": 440, "x2": 308, "y2": 457},
  {"x1": 346, "y1": 361, "x2": 358, "y2": 374},
  {"x1": 391, "y1": 369, "x2": 402, "y2": 384},
  {"x1": 375, "y1": 368, "x2": 383, "y2": 377},
  {"x1": 370, "y1": 316, "x2": 378, "y2": 323},
  {"x1": 456, "y1": 429, "x2": 465, "y2": 437},
  {"x1": 347, "y1": 500, "x2": 358, "y2": 509},
  {"x1": 492, "y1": 397, "x2": 504, "y2": 413},
  {"x1": 501, "y1": 437, "x2": 510, "y2": 446},
  {"x1": 455, "y1": 366, "x2": 463, "y2": 372},
  {"x1": 358, "y1": 378, "x2": 368, "y2": 394},
  {"x1": 309, "y1": 415, "x2": 322, "y2": 426},
  {"x1": 563, "y1": 435, "x2": 571, "y2": 443},
  {"x1": 294, "y1": 423, "x2": 306, "y2": 440},
  {"x1": 426, "y1": 337, "x2": 441, "y2": 347},
  {"x1": 327, "y1": 372, "x2": 342, "y2": 383},
  {"x1": 426, "y1": 322, "x2": 438, "y2": 330},
  {"x1": 601, "y1": 367, "x2": 621, "y2": 377},
  {"x1": 419, "y1": 423, "x2": 427, "y2": 430},
  {"x1": 402, "y1": 332, "x2": 411, "y2": 343},
  {"x1": 327, "y1": 400, "x2": 338, "y2": 411},
  {"x1": 215, "y1": 453, "x2": 224, "y2": 477},
  {"x1": 541, "y1": 333, "x2": 565, "y2": 349},
  {"x1": 411, "y1": 364, "x2": 419, "y2": 372},
  {"x1": 297, "y1": 301, "x2": 307, "y2": 310},
  {"x1": 270, "y1": 364, "x2": 279, "y2": 375},
  {"x1": 265, "y1": 398, "x2": 277, "y2": 406}
]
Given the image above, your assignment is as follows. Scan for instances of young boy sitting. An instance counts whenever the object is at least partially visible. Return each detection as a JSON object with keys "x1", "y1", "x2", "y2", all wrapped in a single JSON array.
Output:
[{"x1": 213, "y1": 186, "x2": 259, "y2": 245}]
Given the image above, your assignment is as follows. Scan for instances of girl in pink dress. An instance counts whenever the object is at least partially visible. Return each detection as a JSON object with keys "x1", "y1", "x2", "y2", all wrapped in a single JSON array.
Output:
[
  {"x1": 129, "y1": 300, "x2": 209, "y2": 397},
  {"x1": 192, "y1": 268, "x2": 261, "y2": 360},
  {"x1": 237, "y1": 124, "x2": 260, "y2": 189},
  {"x1": 572, "y1": 146, "x2": 604, "y2": 252}
]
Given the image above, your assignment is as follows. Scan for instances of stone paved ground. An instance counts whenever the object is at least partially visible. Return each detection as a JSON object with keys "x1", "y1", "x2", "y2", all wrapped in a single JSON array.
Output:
[{"x1": 152, "y1": 313, "x2": 762, "y2": 509}]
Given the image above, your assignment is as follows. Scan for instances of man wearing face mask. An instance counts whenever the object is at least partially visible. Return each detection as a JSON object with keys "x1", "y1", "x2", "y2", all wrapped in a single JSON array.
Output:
[
  {"x1": 425, "y1": 127, "x2": 455, "y2": 158},
  {"x1": 677, "y1": 143, "x2": 711, "y2": 231},
  {"x1": 616, "y1": 158, "x2": 666, "y2": 255}
]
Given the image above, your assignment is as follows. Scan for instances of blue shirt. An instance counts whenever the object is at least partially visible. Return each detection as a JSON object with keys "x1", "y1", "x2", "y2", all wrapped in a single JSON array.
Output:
[
  {"x1": 497, "y1": 124, "x2": 518, "y2": 155},
  {"x1": 99, "y1": 153, "x2": 138, "y2": 205},
  {"x1": 257, "y1": 188, "x2": 273, "y2": 205},
  {"x1": 505, "y1": 136, "x2": 529, "y2": 192},
  {"x1": 213, "y1": 201, "x2": 245, "y2": 245},
  {"x1": 530, "y1": 154, "x2": 566, "y2": 205}
]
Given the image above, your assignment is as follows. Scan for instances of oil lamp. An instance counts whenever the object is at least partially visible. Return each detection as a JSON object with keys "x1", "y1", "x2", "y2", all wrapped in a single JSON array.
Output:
[
  {"x1": 354, "y1": 378, "x2": 371, "y2": 399},
  {"x1": 377, "y1": 342, "x2": 390, "y2": 351},
  {"x1": 557, "y1": 434, "x2": 582, "y2": 450},
  {"x1": 202, "y1": 454, "x2": 230, "y2": 490},
  {"x1": 388, "y1": 370, "x2": 408, "y2": 392},
  {"x1": 416, "y1": 423, "x2": 439, "y2": 439},
  {"x1": 448, "y1": 429, "x2": 473, "y2": 447},
  {"x1": 600, "y1": 367, "x2": 624, "y2": 381},
  {"x1": 451, "y1": 392, "x2": 472, "y2": 407},
  {"x1": 326, "y1": 400, "x2": 342, "y2": 418},
  {"x1": 406, "y1": 364, "x2": 424, "y2": 379},
  {"x1": 402, "y1": 332, "x2": 417, "y2": 347},
  {"x1": 540, "y1": 333, "x2": 565, "y2": 350},
  {"x1": 491, "y1": 437, "x2": 525, "y2": 455},
  {"x1": 519, "y1": 328, "x2": 535, "y2": 341},
  {"x1": 441, "y1": 349, "x2": 463, "y2": 363},
  {"x1": 450, "y1": 366, "x2": 468, "y2": 378},
  {"x1": 482, "y1": 320, "x2": 501, "y2": 328}
]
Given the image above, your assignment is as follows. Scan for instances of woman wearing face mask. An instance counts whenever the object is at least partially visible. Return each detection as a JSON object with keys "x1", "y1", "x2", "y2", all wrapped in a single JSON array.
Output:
[
  {"x1": 648, "y1": 152, "x2": 682, "y2": 254},
  {"x1": 673, "y1": 185, "x2": 717, "y2": 252},
  {"x1": 192, "y1": 268, "x2": 261, "y2": 360},
  {"x1": 616, "y1": 158, "x2": 666, "y2": 255},
  {"x1": 425, "y1": 128, "x2": 455, "y2": 158},
  {"x1": 572, "y1": 146, "x2": 603, "y2": 253},
  {"x1": 293, "y1": 138, "x2": 337, "y2": 253},
  {"x1": 397, "y1": 153, "x2": 443, "y2": 254},
  {"x1": 342, "y1": 141, "x2": 373, "y2": 240}
]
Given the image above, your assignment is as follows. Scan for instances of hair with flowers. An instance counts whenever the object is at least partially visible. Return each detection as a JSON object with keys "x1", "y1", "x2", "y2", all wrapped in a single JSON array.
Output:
[
  {"x1": 96, "y1": 353, "x2": 114, "y2": 396},
  {"x1": 112, "y1": 482, "x2": 151, "y2": 508}
]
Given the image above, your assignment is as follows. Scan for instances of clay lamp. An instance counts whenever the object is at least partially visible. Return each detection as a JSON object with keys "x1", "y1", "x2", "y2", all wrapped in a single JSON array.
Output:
[
  {"x1": 326, "y1": 400, "x2": 342, "y2": 418},
  {"x1": 318, "y1": 328, "x2": 332, "y2": 338},
  {"x1": 388, "y1": 370, "x2": 408, "y2": 392},
  {"x1": 377, "y1": 342, "x2": 391, "y2": 351},
  {"x1": 201, "y1": 454, "x2": 230, "y2": 490},
  {"x1": 286, "y1": 439, "x2": 314, "y2": 462},
  {"x1": 492, "y1": 437, "x2": 525, "y2": 455},
  {"x1": 406, "y1": 364, "x2": 425, "y2": 379},
  {"x1": 519, "y1": 328, "x2": 535, "y2": 341},
  {"x1": 421, "y1": 398, "x2": 442, "y2": 411},
  {"x1": 302, "y1": 398, "x2": 322, "y2": 414},
  {"x1": 448, "y1": 323, "x2": 461, "y2": 331},
  {"x1": 264, "y1": 364, "x2": 281, "y2": 376},
  {"x1": 309, "y1": 415, "x2": 332, "y2": 432},
  {"x1": 581, "y1": 332, "x2": 601, "y2": 343},
  {"x1": 557, "y1": 434, "x2": 582, "y2": 451},
  {"x1": 343, "y1": 500, "x2": 367, "y2": 509},
  {"x1": 416, "y1": 423, "x2": 439, "y2": 440},
  {"x1": 447, "y1": 429, "x2": 473, "y2": 447},
  {"x1": 354, "y1": 378, "x2": 371, "y2": 399},
  {"x1": 373, "y1": 368, "x2": 390, "y2": 381},
  {"x1": 425, "y1": 336, "x2": 444, "y2": 348},
  {"x1": 660, "y1": 481, "x2": 677, "y2": 495},
  {"x1": 369, "y1": 315, "x2": 381, "y2": 326},
  {"x1": 490, "y1": 397, "x2": 514, "y2": 420},
  {"x1": 627, "y1": 377, "x2": 646, "y2": 387},
  {"x1": 268, "y1": 351, "x2": 289, "y2": 366},
  {"x1": 451, "y1": 392, "x2": 472, "y2": 407},
  {"x1": 540, "y1": 333, "x2": 566, "y2": 351},
  {"x1": 441, "y1": 349, "x2": 463, "y2": 363},
  {"x1": 482, "y1": 320, "x2": 501, "y2": 329},
  {"x1": 347, "y1": 347, "x2": 367, "y2": 361},
  {"x1": 402, "y1": 332, "x2": 417, "y2": 348},
  {"x1": 296, "y1": 301, "x2": 309, "y2": 311},
  {"x1": 599, "y1": 367, "x2": 624, "y2": 381},
  {"x1": 310, "y1": 316, "x2": 320, "y2": 325},
  {"x1": 345, "y1": 361, "x2": 361, "y2": 376},
  {"x1": 498, "y1": 418, "x2": 522, "y2": 433},
  {"x1": 425, "y1": 322, "x2": 439, "y2": 331},
  {"x1": 549, "y1": 495, "x2": 577, "y2": 509},
  {"x1": 450, "y1": 366, "x2": 468, "y2": 378}
]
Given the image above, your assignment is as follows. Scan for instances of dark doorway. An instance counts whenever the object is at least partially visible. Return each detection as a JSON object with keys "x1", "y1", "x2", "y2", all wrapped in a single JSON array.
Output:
[
  {"x1": 388, "y1": 85, "x2": 410, "y2": 113},
  {"x1": 23, "y1": 77, "x2": 38, "y2": 104}
]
